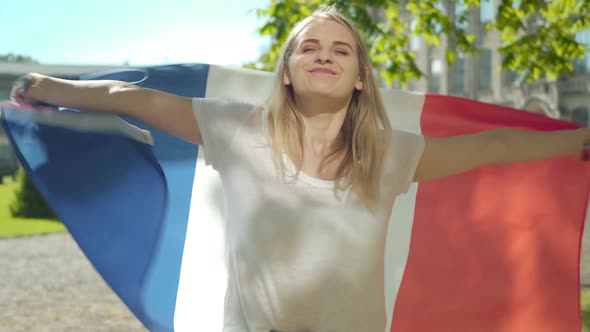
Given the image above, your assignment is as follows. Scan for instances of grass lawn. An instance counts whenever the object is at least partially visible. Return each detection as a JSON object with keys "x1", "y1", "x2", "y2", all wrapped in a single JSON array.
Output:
[{"x1": 0, "y1": 176, "x2": 66, "y2": 238}]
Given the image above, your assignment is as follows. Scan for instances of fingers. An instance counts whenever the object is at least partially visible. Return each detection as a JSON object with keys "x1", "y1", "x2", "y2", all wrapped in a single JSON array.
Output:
[
  {"x1": 10, "y1": 88, "x2": 31, "y2": 106},
  {"x1": 10, "y1": 74, "x2": 36, "y2": 106},
  {"x1": 9, "y1": 84, "x2": 23, "y2": 102}
]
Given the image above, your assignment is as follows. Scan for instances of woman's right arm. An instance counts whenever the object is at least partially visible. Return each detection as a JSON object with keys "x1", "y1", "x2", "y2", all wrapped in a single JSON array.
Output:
[{"x1": 11, "y1": 73, "x2": 203, "y2": 145}]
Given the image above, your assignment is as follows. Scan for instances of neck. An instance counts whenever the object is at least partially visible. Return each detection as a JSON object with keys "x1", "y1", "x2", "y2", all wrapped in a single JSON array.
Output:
[{"x1": 294, "y1": 94, "x2": 351, "y2": 155}]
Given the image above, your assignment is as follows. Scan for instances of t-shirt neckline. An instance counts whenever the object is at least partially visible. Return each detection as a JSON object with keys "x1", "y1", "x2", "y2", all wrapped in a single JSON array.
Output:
[{"x1": 283, "y1": 154, "x2": 336, "y2": 189}]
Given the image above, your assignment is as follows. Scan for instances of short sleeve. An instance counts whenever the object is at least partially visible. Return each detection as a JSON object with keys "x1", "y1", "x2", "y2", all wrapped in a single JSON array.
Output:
[
  {"x1": 389, "y1": 129, "x2": 425, "y2": 195},
  {"x1": 192, "y1": 97, "x2": 257, "y2": 170}
]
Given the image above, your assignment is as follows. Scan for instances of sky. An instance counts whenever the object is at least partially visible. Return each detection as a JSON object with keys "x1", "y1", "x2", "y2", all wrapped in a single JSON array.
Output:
[{"x1": 1, "y1": 0, "x2": 271, "y2": 67}]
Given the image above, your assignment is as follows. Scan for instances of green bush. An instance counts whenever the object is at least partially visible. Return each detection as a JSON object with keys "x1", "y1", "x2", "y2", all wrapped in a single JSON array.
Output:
[{"x1": 10, "y1": 168, "x2": 58, "y2": 219}]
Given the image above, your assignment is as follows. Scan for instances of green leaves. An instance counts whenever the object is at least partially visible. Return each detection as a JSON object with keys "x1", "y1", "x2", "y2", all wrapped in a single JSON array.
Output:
[
  {"x1": 249, "y1": 0, "x2": 590, "y2": 85},
  {"x1": 0, "y1": 53, "x2": 39, "y2": 64},
  {"x1": 495, "y1": 0, "x2": 589, "y2": 80}
]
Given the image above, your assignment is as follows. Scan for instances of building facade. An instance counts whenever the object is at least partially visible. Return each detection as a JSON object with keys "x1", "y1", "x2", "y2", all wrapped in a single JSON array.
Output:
[{"x1": 404, "y1": 0, "x2": 590, "y2": 126}]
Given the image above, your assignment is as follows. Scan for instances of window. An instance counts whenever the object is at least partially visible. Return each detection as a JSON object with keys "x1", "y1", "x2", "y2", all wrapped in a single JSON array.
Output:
[
  {"x1": 430, "y1": 59, "x2": 442, "y2": 93},
  {"x1": 480, "y1": 0, "x2": 494, "y2": 23},
  {"x1": 572, "y1": 107, "x2": 589, "y2": 126},
  {"x1": 411, "y1": 36, "x2": 421, "y2": 51},
  {"x1": 479, "y1": 48, "x2": 492, "y2": 89},
  {"x1": 409, "y1": 79, "x2": 420, "y2": 91},
  {"x1": 452, "y1": 57, "x2": 466, "y2": 94},
  {"x1": 505, "y1": 70, "x2": 519, "y2": 85},
  {"x1": 455, "y1": 0, "x2": 467, "y2": 29},
  {"x1": 512, "y1": 0, "x2": 521, "y2": 8},
  {"x1": 410, "y1": 20, "x2": 421, "y2": 51},
  {"x1": 574, "y1": 58, "x2": 590, "y2": 74},
  {"x1": 574, "y1": 29, "x2": 590, "y2": 74}
]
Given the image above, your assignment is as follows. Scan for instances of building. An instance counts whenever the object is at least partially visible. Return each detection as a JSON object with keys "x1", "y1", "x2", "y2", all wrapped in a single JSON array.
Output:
[
  {"x1": 403, "y1": 0, "x2": 590, "y2": 126},
  {"x1": 396, "y1": 2, "x2": 589, "y2": 286}
]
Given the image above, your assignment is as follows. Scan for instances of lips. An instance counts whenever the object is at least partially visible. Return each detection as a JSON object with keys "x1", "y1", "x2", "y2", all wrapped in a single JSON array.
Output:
[{"x1": 309, "y1": 68, "x2": 336, "y2": 75}]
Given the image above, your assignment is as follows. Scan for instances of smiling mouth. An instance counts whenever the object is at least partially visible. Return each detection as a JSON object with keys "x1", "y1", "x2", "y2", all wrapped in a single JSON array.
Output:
[{"x1": 309, "y1": 68, "x2": 336, "y2": 75}]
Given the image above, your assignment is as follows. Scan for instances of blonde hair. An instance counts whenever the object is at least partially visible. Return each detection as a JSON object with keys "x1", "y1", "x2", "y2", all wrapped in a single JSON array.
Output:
[{"x1": 266, "y1": 5, "x2": 392, "y2": 206}]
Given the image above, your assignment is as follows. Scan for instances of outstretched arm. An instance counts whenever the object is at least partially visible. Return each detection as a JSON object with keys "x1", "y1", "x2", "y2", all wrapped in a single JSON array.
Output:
[
  {"x1": 414, "y1": 127, "x2": 590, "y2": 182},
  {"x1": 11, "y1": 73, "x2": 203, "y2": 145}
]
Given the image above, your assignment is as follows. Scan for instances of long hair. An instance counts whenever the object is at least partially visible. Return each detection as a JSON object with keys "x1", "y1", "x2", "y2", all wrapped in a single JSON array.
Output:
[{"x1": 266, "y1": 5, "x2": 393, "y2": 206}]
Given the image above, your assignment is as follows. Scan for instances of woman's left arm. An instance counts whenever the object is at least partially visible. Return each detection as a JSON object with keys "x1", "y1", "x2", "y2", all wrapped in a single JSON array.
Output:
[{"x1": 414, "y1": 127, "x2": 590, "y2": 182}]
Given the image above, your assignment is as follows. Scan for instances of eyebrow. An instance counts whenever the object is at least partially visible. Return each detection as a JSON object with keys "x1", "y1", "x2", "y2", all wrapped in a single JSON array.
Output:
[{"x1": 300, "y1": 38, "x2": 354, "y2": 51}]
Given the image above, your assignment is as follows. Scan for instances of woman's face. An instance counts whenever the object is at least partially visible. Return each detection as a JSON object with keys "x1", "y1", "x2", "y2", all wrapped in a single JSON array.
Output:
[{"x1": 284, "y1": 18, "x2": 363, "y2": 104}]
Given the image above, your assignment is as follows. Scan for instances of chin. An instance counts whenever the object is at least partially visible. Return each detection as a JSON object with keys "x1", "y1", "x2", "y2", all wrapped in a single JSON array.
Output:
[
  {"x1": 301, "y1": 89, "x2": 338, "y2": 99},
  {"x1": 294, "y1": 80, "x2": 352, "y2": 101},
  {"x1": 303, "y1": 82, "x2": 340, "y2": 95}
]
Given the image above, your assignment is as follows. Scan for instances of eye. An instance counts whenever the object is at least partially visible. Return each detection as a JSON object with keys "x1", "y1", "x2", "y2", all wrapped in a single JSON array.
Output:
[
  {"x1": 303, "y1": 47, "x2": 315, "y2": 53},
  {"x1": 335, "y1": 49, "x2": 349, "y2": 55}
]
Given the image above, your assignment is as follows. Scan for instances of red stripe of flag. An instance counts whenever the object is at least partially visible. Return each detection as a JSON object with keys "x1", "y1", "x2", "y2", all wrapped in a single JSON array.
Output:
[{"x1": 390, "y1": 95, "x2": 589, "y2": 332}]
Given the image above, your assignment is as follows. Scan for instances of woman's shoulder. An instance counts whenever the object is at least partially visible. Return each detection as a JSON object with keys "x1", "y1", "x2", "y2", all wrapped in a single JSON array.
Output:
[
  {"x1": 382, "y1": 129, "x2": 425, "y2": 170},
  {"x1": 240, "y1": 103, "x2": 269, "y2": 135}
]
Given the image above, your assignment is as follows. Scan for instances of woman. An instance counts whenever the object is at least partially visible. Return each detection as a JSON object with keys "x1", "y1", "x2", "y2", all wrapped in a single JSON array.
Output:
[{"x1": 10, "y1": 5, "x2": 590, "y2": 332}]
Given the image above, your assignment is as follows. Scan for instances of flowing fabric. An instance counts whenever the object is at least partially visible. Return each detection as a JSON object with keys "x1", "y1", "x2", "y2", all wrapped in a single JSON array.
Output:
[{"x1": 1, "y1": 64, "x2": 588, "y2": 332}]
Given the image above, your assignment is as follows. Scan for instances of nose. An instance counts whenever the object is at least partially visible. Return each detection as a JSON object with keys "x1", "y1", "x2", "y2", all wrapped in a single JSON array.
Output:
[{"x1": 315, "y1": 48, "x2": 333, "y2": 64}]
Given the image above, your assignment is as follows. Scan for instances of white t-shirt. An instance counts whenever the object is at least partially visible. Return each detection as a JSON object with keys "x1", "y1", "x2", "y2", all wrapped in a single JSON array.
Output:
[{"x1": 192, "y1": 98, "x2": 425, "y2": 332}]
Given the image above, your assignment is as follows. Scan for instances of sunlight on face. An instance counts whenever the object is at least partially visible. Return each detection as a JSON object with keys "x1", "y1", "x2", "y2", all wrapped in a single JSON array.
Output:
[{"x1": 285, "y1": 18, "x2": 363, "y2": 102}]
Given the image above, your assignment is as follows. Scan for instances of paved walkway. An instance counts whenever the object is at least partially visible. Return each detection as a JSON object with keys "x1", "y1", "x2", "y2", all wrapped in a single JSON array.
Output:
[
  {"x1": 0, "y1": 225, "x2": 588, "y2": 332},
  {"x1": 0, "y1": 233, "x2": 147, "y2": 332}
]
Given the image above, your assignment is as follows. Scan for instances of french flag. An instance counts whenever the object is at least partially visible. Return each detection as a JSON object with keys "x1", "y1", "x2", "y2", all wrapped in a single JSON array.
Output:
[{"x1": 1, "y1": 64, "x2": 588, "y2": 332}]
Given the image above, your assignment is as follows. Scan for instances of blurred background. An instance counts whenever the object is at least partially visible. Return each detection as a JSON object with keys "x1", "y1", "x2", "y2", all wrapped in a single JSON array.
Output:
[
  {"x1": 0, "y1": 0, "x2": 589, "y2": 331},
  {"x1": 2, "y1": 0, "x2": 590, "y2": 176}
]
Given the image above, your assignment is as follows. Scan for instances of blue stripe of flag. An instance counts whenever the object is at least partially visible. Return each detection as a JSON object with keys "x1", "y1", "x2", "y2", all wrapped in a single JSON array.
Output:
[{"x1": 1, "y1": 64, "x2": 212, "y2": 331}]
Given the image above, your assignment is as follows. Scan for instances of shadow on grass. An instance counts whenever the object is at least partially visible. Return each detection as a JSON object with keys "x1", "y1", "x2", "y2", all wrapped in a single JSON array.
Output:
[{"x1": 0, "y1": 218, "x2": 66, "y2": 238}]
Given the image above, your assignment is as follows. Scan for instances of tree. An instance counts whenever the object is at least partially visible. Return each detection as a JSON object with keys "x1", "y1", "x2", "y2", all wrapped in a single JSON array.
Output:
[
  {"x1": 245, "y1": 0, "x2": 590, "y2": 85},
  {"x1": 1, "y1": 52, "x2": 49, "y2": 218},
  {"x1": 10, "y1": 168, "x2": 57, "y2": 220},
  {"x1": 0, "y1": 53, "x2": 39, "y2": 64}
]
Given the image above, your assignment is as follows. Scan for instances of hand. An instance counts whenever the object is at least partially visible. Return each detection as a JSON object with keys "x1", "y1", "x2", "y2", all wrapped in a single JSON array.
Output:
[
  {"x1": 10, "y1": 73, "x2": 41, "y2": 106},
  {"x1": 578, "y1": 128, "x2": 590, "y2": 162}
]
